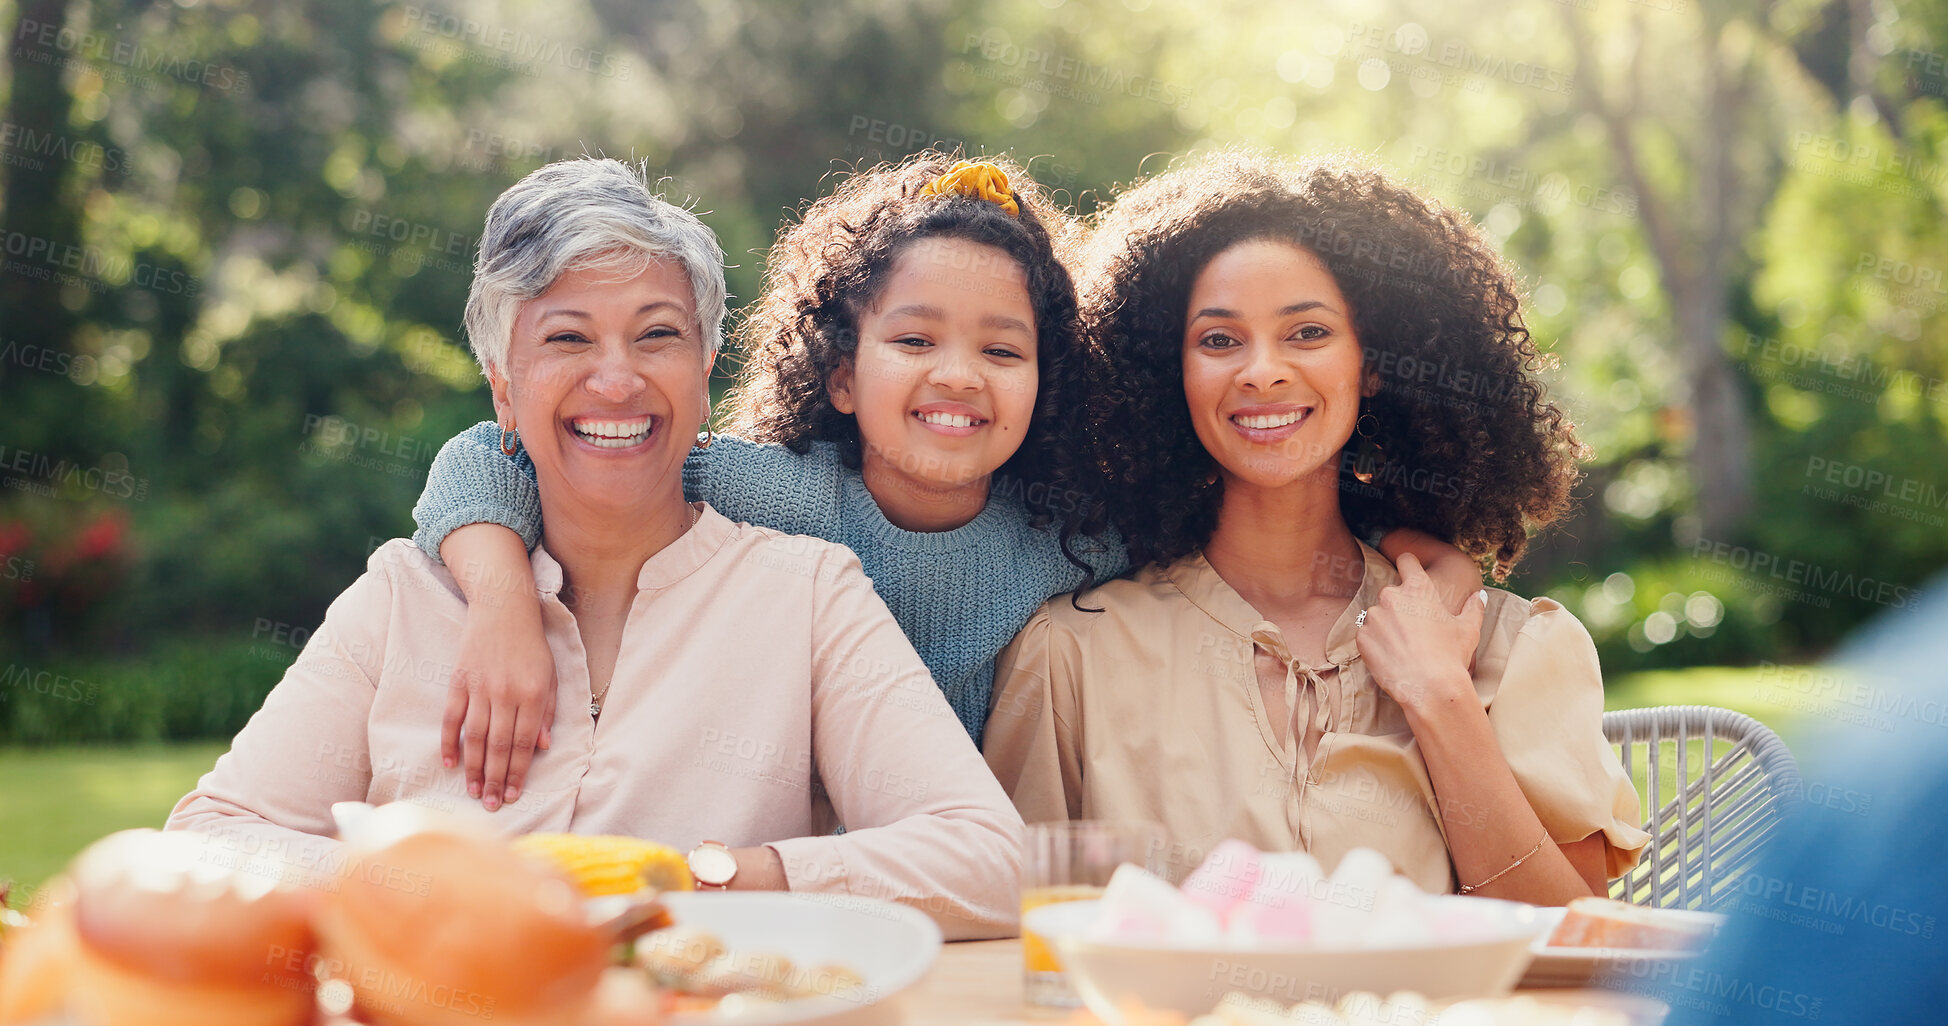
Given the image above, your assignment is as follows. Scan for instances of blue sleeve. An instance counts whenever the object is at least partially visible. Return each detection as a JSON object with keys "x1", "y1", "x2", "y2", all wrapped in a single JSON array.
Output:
[
  {"x1": 410, "y1": 420, "x2": 542, "y2": 564},
  {"x1": 1078, "y1": 525, "x2": 1132, "y2": 582},
  {"x1": 682, "y1": 436, "x2": 838, "y2": 536}
]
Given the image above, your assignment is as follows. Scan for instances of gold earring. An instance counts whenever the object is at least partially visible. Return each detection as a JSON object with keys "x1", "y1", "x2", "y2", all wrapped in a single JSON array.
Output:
[
  {"x1": 1352, "y1": 409, "x2": 1384, "y2": 485},
  {"x1": 696, "y1": 392, "x2": 715, "y2": 448},
  {"x1": 499, "y1": 424, "x2": 519, "y2": 456}
]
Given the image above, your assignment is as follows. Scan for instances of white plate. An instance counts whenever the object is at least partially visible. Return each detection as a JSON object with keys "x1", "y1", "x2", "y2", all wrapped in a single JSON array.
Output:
[
  {"x1": 1519, "y1": 905, "x2": 1724, "y2": 988},
  {"x1": 593, "y1": 891, "x2": 941, "y2": 1025},
  {"x1": 1027, "y1": 896, "x2": 1547, "y2": 1022}
]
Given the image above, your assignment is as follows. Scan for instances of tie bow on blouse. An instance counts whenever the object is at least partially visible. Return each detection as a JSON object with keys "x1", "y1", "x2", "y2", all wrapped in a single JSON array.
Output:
[
  {"x1": 1247, "y1": 618, "x2": 1360, "y2": 841},
  {"x1": 1246, "y1": 621, "x2": 1353, "y2": 763}
]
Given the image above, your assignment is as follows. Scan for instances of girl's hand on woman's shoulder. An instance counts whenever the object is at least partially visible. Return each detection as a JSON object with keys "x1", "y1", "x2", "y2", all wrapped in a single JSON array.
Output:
[
  {"x1": 445, "y1": 596, "x2": 558, "y2": 811},
  {"x1": 436, "y1": 522, "x2": 557, "y2": 812},
  {"x1": 1355, "y1": 553, "x2": 1487, "y2": 717}
]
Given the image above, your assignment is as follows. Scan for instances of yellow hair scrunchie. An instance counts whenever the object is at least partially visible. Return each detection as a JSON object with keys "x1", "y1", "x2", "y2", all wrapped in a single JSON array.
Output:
[{"x1": 917, "y1": 160, "x2": 1020, "y2": 217}]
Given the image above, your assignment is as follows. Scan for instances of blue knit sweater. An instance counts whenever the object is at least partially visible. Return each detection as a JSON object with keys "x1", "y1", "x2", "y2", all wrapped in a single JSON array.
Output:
[{"x1": 411, "y1": 421, "x2": 1129, "y2": 745}]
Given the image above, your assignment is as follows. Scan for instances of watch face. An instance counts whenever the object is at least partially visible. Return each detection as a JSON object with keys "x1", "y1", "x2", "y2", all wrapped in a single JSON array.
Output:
[{"x1": 688, "y1": 844, "x2": 737, "y2": 886}]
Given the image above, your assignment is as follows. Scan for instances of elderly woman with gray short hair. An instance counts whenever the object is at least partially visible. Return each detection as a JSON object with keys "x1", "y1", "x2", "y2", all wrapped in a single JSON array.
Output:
[{"x1": 167, "y1": 158, "x2": 1024, "y2": 939}]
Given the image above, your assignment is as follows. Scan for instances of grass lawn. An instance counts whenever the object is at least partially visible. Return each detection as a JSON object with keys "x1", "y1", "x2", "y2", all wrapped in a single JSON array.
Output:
[
  {"x1": 0, "y1": 665, "x2": 1822, "y2": 908},
  {"x1": 0, "y1": 741, "x2": 228, "y2": 906},
  {"x1": 1604, "y1": 664, "x2": 1817, "y2": 750}
]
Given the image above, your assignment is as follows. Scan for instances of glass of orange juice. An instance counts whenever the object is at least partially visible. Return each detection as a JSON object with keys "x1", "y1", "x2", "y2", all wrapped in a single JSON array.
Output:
[{"x1": 1021, "y1": 820, "x2": 1167, "y2": 1008}]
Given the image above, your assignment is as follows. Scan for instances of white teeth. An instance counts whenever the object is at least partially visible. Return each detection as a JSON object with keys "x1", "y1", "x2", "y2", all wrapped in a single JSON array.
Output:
[
  {"x1": 577, "y1": 417, "x2": 650, "y2": 438},
  {"x1": 572, "y1": 417, "x2": 652, "y2": 448},
  {"x1": 917, "y1": 412, "x2": 980, "y2": 428},
  {"x1": 1233, "y1": 411, "x2": 1306, "y2": 430},
  {"x1": 579, "y1": 433, "x2": 645, "y2": 449}
]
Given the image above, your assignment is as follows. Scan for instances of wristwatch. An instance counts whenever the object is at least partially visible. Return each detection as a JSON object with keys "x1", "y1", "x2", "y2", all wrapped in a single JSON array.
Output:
[{"x1": 687, "y1": 840, "x2": 737, "y2": 891}]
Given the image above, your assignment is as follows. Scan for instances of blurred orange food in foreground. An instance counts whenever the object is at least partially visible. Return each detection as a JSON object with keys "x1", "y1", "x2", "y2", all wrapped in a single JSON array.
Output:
[{"x1": 0, "y1": 824, "x2": 672, "y2": 1026}]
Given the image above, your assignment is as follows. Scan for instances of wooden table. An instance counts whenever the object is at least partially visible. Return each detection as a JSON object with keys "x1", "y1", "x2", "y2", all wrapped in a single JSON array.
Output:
[
  {"x1": 904, "y1": 940, "x2": 1071, "y2": 1026},
  {"x1": 901, "y1": 939, "x2": 1666, "y2": 1025}
]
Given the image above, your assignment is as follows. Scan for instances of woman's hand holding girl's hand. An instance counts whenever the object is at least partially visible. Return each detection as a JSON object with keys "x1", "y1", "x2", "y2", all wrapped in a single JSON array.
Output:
[
  {"x1": 1355, "y1": 552, "x2": 1487, "y2": 717},
  {"x1": 444, "y1": 596, "x2": 557, "y2": 811}
]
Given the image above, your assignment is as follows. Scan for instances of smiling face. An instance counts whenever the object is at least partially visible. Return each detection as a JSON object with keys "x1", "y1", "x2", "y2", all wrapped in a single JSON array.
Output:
[
  {"x1": 1180, "y1": 238, "x2": 1372, "y2": 492},
  {"x1": 489, "y1": 259, "x2": 711, "y2": 518},
  {"x1": 828, "y1": 235, "x2": 1039, "y2": 500}
]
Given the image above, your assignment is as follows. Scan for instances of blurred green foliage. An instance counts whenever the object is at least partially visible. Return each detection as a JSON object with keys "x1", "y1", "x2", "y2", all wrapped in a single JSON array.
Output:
[
  {"x1": 0, "y1": 637, "x2": 283, "y2": 741},
  {"x1": 1, "y1": 0, "x2": 1945, "y2": 722}
]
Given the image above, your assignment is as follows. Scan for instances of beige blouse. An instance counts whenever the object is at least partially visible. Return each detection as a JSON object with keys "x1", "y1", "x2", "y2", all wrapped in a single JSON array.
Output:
[{"x1": 983, "y1": 543, "x2": 1649, "y2": 892}]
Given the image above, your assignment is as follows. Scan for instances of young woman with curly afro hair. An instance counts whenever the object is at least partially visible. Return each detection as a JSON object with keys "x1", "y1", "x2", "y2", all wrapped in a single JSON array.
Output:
[{"x1": 984, "y1": 151, "x2": 1648, "y2": 906}]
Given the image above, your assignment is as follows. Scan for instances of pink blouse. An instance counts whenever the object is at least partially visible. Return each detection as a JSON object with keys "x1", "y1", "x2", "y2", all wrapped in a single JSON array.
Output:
[{"x1": 168, "y1": 504, "x2": 1023, "y2": 939}]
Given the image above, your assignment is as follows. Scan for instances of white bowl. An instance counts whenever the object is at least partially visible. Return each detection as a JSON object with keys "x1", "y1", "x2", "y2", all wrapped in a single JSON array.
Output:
[
  {"x1": 594, "y1": 892, "x2": 941, "y2": 1026},
  {"x1": 1025, "y1": 896, "x2": 1547, "y2": 1022}
]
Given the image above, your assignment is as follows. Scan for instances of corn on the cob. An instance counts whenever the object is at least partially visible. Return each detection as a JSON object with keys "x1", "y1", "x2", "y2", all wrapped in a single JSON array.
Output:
[{"x1": 512, "y1": 833, "x2": 695, "y2": 896}]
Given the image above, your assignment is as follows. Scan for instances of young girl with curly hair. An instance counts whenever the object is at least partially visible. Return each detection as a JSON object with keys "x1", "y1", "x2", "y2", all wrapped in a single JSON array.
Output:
[
  {"x1": 984, "y1": 151, "x2": 1649, "y2": 904},
  {"x1": 409, "y1": 152, "x2": 1477, "y2": 811}
]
